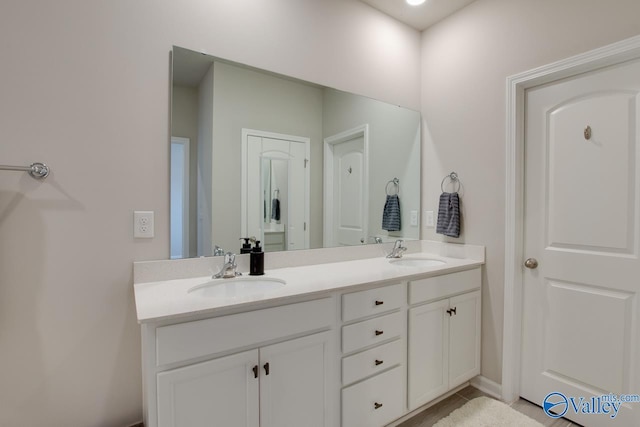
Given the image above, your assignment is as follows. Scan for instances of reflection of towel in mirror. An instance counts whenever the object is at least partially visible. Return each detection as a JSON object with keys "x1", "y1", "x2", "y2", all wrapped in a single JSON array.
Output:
[
  {"x1": 436, "y1": 192, "x2": 460, "y2": 238},
  {"x1": 382, "y1": 194, "x2": 401, "y2": 231},
  {"x1": 271, "y1": 198, "x2": 280, "y2": 221}
]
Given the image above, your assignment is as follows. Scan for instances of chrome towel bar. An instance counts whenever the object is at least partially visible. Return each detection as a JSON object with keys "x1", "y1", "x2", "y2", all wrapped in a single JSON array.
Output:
[{"x1": 0, "y1": 162, "x2": 50, "y2": 179}]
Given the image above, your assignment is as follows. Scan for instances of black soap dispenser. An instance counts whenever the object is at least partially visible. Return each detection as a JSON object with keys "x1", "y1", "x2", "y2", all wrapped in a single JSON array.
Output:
[
  {"x1": 239, "y1": 237, "x2": 252, "y2": 254},
  {"x1": 249, "y1": 240, "x2": 264, "y2": 276}
]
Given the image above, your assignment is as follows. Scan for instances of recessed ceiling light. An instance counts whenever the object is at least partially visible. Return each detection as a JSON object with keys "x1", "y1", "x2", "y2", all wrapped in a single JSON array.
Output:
[{"x1": 406, "y1": 0, "x2": 426, "y2": 5}]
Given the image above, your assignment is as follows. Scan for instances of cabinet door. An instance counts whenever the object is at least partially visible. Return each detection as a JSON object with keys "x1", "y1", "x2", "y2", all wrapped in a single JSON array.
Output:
[
  {"x1": 407, "y1": 299, "x2": 449, "y2": 410},
  {"x1": 259, "y1": 331, "x2": 331, "y2": 427},
  {"x1": 449, "y1": 290, "x2": 481, "y2": 388},
  {"x1": 157, "y1": 349, "x2": 259, "y2": 427}
]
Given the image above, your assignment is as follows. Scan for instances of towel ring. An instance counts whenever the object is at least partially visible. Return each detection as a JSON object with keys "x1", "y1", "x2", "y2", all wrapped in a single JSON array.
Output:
[
  {"x1": 386, "y1": 178, "x2": 400, "y2": 196},
  {"x1": 441, "y1": 172, "x2": 461, "y2": 193}
]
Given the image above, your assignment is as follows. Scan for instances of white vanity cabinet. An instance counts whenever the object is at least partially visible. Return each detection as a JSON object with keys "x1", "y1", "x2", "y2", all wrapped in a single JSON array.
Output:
[
  {"x1": 407, "y1": 268, "x2": 481, "y2": 410},
  {"x1": 143, "y1": 298, "x2": 335, "y2": 427},
  {"x1": 340, "y1": 283, "x2": 406, "y2": 427},
  {"x1": 157, "y1": 331, "x2": 330, "y2": 427},
  {"x1": 137, "y1": 256, "x2": 485, "y2": 427},
  {"x1": 157, "y1": 349, "x2": 259, "y2": 427}
]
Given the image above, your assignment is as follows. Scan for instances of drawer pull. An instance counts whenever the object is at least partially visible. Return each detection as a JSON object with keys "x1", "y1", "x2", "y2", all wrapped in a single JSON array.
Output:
[
  {"x1": 375, "y1": 300, "x2": 384, "y2": 306},
  {"x1": 264, "y1": 362, "x2": 270, "y2": 376},
  {"x1": 374, "y1": 402, "x2": 383, "y2": 410},
  {"x1": 375, "y1": 359, "x2": 384, "y2": 366},
  {"x1": 375, "y1": 330, "x2": 384, "y2": 336},
  {"x1": 252, "y1": 365, "x2": 258, "y2": 379}
]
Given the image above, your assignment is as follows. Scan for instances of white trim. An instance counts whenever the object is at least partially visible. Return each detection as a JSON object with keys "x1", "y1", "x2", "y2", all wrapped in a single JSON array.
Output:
[
  {"x1": 470, "y1": 375, "x2": 502, "y2": 400},
  {"x1": 241, "y1": 128, "x2": 311, "y2": 248},
  {"x1": 323, "y1": 124, "x2": 370, "y2": 247},
  {"x1": 502, "y1": 34, "x2": 640, "y2": 403}
]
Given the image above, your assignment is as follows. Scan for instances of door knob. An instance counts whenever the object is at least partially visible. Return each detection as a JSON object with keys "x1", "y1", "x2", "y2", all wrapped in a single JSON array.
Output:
[{"x1": 524, "y1": 258, "x2": 538, "y2": 269}]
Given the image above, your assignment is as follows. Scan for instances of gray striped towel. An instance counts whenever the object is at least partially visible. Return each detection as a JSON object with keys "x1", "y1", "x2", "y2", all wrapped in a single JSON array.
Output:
[
  {"x1": 436, "y1": 192, "x2": 460, "y2": 238},
  {"x1": 382, "y1": 194, "x2": 401, "y2": 231},
  {"x1": 271, "y1": 198, "x2": 280, "y2": 221}
]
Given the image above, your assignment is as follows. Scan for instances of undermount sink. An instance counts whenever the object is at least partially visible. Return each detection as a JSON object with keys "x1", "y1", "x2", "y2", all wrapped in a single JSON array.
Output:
[
  {"x1": 388, "y1": 258, "x2": 446, "y2": 268},
  {"x1": 188, "y1": 276, "x2": 286, "y2": 298}
]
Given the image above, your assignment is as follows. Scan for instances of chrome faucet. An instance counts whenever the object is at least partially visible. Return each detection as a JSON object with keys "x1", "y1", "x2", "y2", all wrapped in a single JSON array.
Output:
[
  {"x1": 213, "y1": 252, "x2": 242, "y2": 279},
  {"x1": 386, "y1": 239, "x2": 407, "y2": 258}
]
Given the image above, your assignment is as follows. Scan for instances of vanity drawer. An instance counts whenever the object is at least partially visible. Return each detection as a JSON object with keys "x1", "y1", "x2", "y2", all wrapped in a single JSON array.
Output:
[
  {"x1": 342, "y1": 365, "x2": 404, "y2": 427},
  {"x1": 263, "y1": 231, "x2": 285, "y2": 245},
  {"x1": 342, "y1": 283, "x2": 404, "y2": 322},
  {"x1": 408, "y1": 268, "x2": 480, "y2": 305},
  {"x1": 342, "y1": 311, "x2": 403, "y2": 354},
  {"x1": 342, "y1": 339, "x2": 403, "y2": 386},
  {"x1": 156, "y1": 297, "x2": 333, "y2": 366}
]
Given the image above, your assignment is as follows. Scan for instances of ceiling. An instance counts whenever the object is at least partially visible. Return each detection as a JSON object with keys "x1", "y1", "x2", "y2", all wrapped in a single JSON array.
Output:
[{"x1": 359, "y1": 0, "x2": 477, "y2": 31}]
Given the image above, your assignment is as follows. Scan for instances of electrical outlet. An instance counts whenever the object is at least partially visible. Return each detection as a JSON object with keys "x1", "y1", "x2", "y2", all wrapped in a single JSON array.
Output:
[
  {"x1": 134, "y1": 211, "x2": 154, "y2": 238},
  {"x1": 426, "y1": 211, "x2": 435, "y2": 228}
]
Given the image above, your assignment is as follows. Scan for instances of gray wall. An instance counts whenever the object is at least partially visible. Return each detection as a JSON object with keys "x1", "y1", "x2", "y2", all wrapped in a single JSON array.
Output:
[
  {"x1": 211, "y1": 61, "x2": 324, "y2": 251},
  {"x1": 0, "y1": 1, "x2": 420, "y2": 425},
  {"x1": 323, "y1": 89, "x2": 421, "y2": 242},
  {"x1": 420, "y1": 0, "x2": 640, "y2": 385},
  {"x1": 197, "y1": 65, "x2": 215, "y2": 257},
  {"x1": 171, "y1": 84, "x2": 199, "y2": 257}
]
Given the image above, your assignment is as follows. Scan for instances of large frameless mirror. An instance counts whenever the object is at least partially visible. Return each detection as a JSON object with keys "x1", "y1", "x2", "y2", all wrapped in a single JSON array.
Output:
[{"x1": 170, "y1": 46, "x2": 421, "y2": 259}]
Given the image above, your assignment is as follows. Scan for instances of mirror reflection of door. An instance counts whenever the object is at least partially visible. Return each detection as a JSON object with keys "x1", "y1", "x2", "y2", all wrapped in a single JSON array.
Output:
[
  {"x1": 323, "y1": 125, "x2": 369, "y2": 247},
  {"x1": 262, "y1": 158, "x2": 288, "y2": 252},
  {"x1": 170, "y1": 137, "x2": 190, "y2": 259},
  {"x1": 242, "y1": 129, "x2": 310, "y2": 252}
]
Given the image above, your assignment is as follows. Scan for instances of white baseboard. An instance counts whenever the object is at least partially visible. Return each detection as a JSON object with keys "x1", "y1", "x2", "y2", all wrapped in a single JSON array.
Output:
[{"x1": 470, "y1": 375, "x2": 502, "y2": 400}]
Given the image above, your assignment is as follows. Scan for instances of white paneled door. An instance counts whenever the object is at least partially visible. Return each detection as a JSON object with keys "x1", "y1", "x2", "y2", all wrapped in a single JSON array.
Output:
[
  {"x1": 242, "y1": 129, "x2": 310, "y2": 251},
  {"x1": 521, "y1": 59, "x2": 640, "y2": 427},
  {"x1": 333, "y1": 135, "x2": 365, "y2": 246},
  {"x1": 324, "y1": 125, "x2": 369, "y2": 247}
]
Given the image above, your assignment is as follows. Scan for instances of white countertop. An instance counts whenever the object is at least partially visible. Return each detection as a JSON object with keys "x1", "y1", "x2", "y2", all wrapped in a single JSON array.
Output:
[{"x1": 134, "y1": 252, "x2": 483, "y2": 324}]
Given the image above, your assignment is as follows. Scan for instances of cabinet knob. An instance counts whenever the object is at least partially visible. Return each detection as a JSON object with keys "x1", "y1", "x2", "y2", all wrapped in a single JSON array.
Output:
[
  {"x1": 524, "y1": 258, "x2": 538, "y2": 269},
  {"x1": 375, "y1": 330, "x2": 384, "y2": 336},
  {"x1": 252, "y1": 365, "x2": 258, "y2": 379},
  {"x1": 263, "y1": 362, "x2": 270, "y2": 376},
  {"x1": 375, "y1": 359, "x2": 384, "y2": 366},
  {"x1": 374, "y1": 402, "x2": 383, "y2": 410},
  {"x1": 375, "y1": 300, "x2": 384, "y2": 306}
]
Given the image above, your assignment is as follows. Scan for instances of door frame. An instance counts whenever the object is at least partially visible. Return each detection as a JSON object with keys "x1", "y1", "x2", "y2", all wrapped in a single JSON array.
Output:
[
  {"x1": 241, "y1": 128, "x2": 311, "y2": 247},
  {"x1": 323, "y1": 124, "x2": 370, "y2": 247},
  {"x1": 502, "y1": 35, "x2": 640, "y2": 403}
]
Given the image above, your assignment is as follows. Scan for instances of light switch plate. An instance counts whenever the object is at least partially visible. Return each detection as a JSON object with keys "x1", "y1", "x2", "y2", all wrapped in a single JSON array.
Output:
[
  {"x1": 426, "y1": 211, "x2": 435, "y2": 228},
  {"x1": 410, "y1": 210, "x2": 418, "y2": 226},
  {"x1": 134, "y1": 211, "x2": 154, "y2": 238}
]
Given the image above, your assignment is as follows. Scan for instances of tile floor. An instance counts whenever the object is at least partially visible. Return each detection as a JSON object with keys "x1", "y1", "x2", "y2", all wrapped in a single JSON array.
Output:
[{"x1": 397, "y1": 386, "x2": 581, "y2": 427}]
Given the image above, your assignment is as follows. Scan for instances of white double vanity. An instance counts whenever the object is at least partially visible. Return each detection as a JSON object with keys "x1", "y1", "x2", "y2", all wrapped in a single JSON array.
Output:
[{"x1": 134, "y1": 241, "x2": 484, "y2": 427}]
